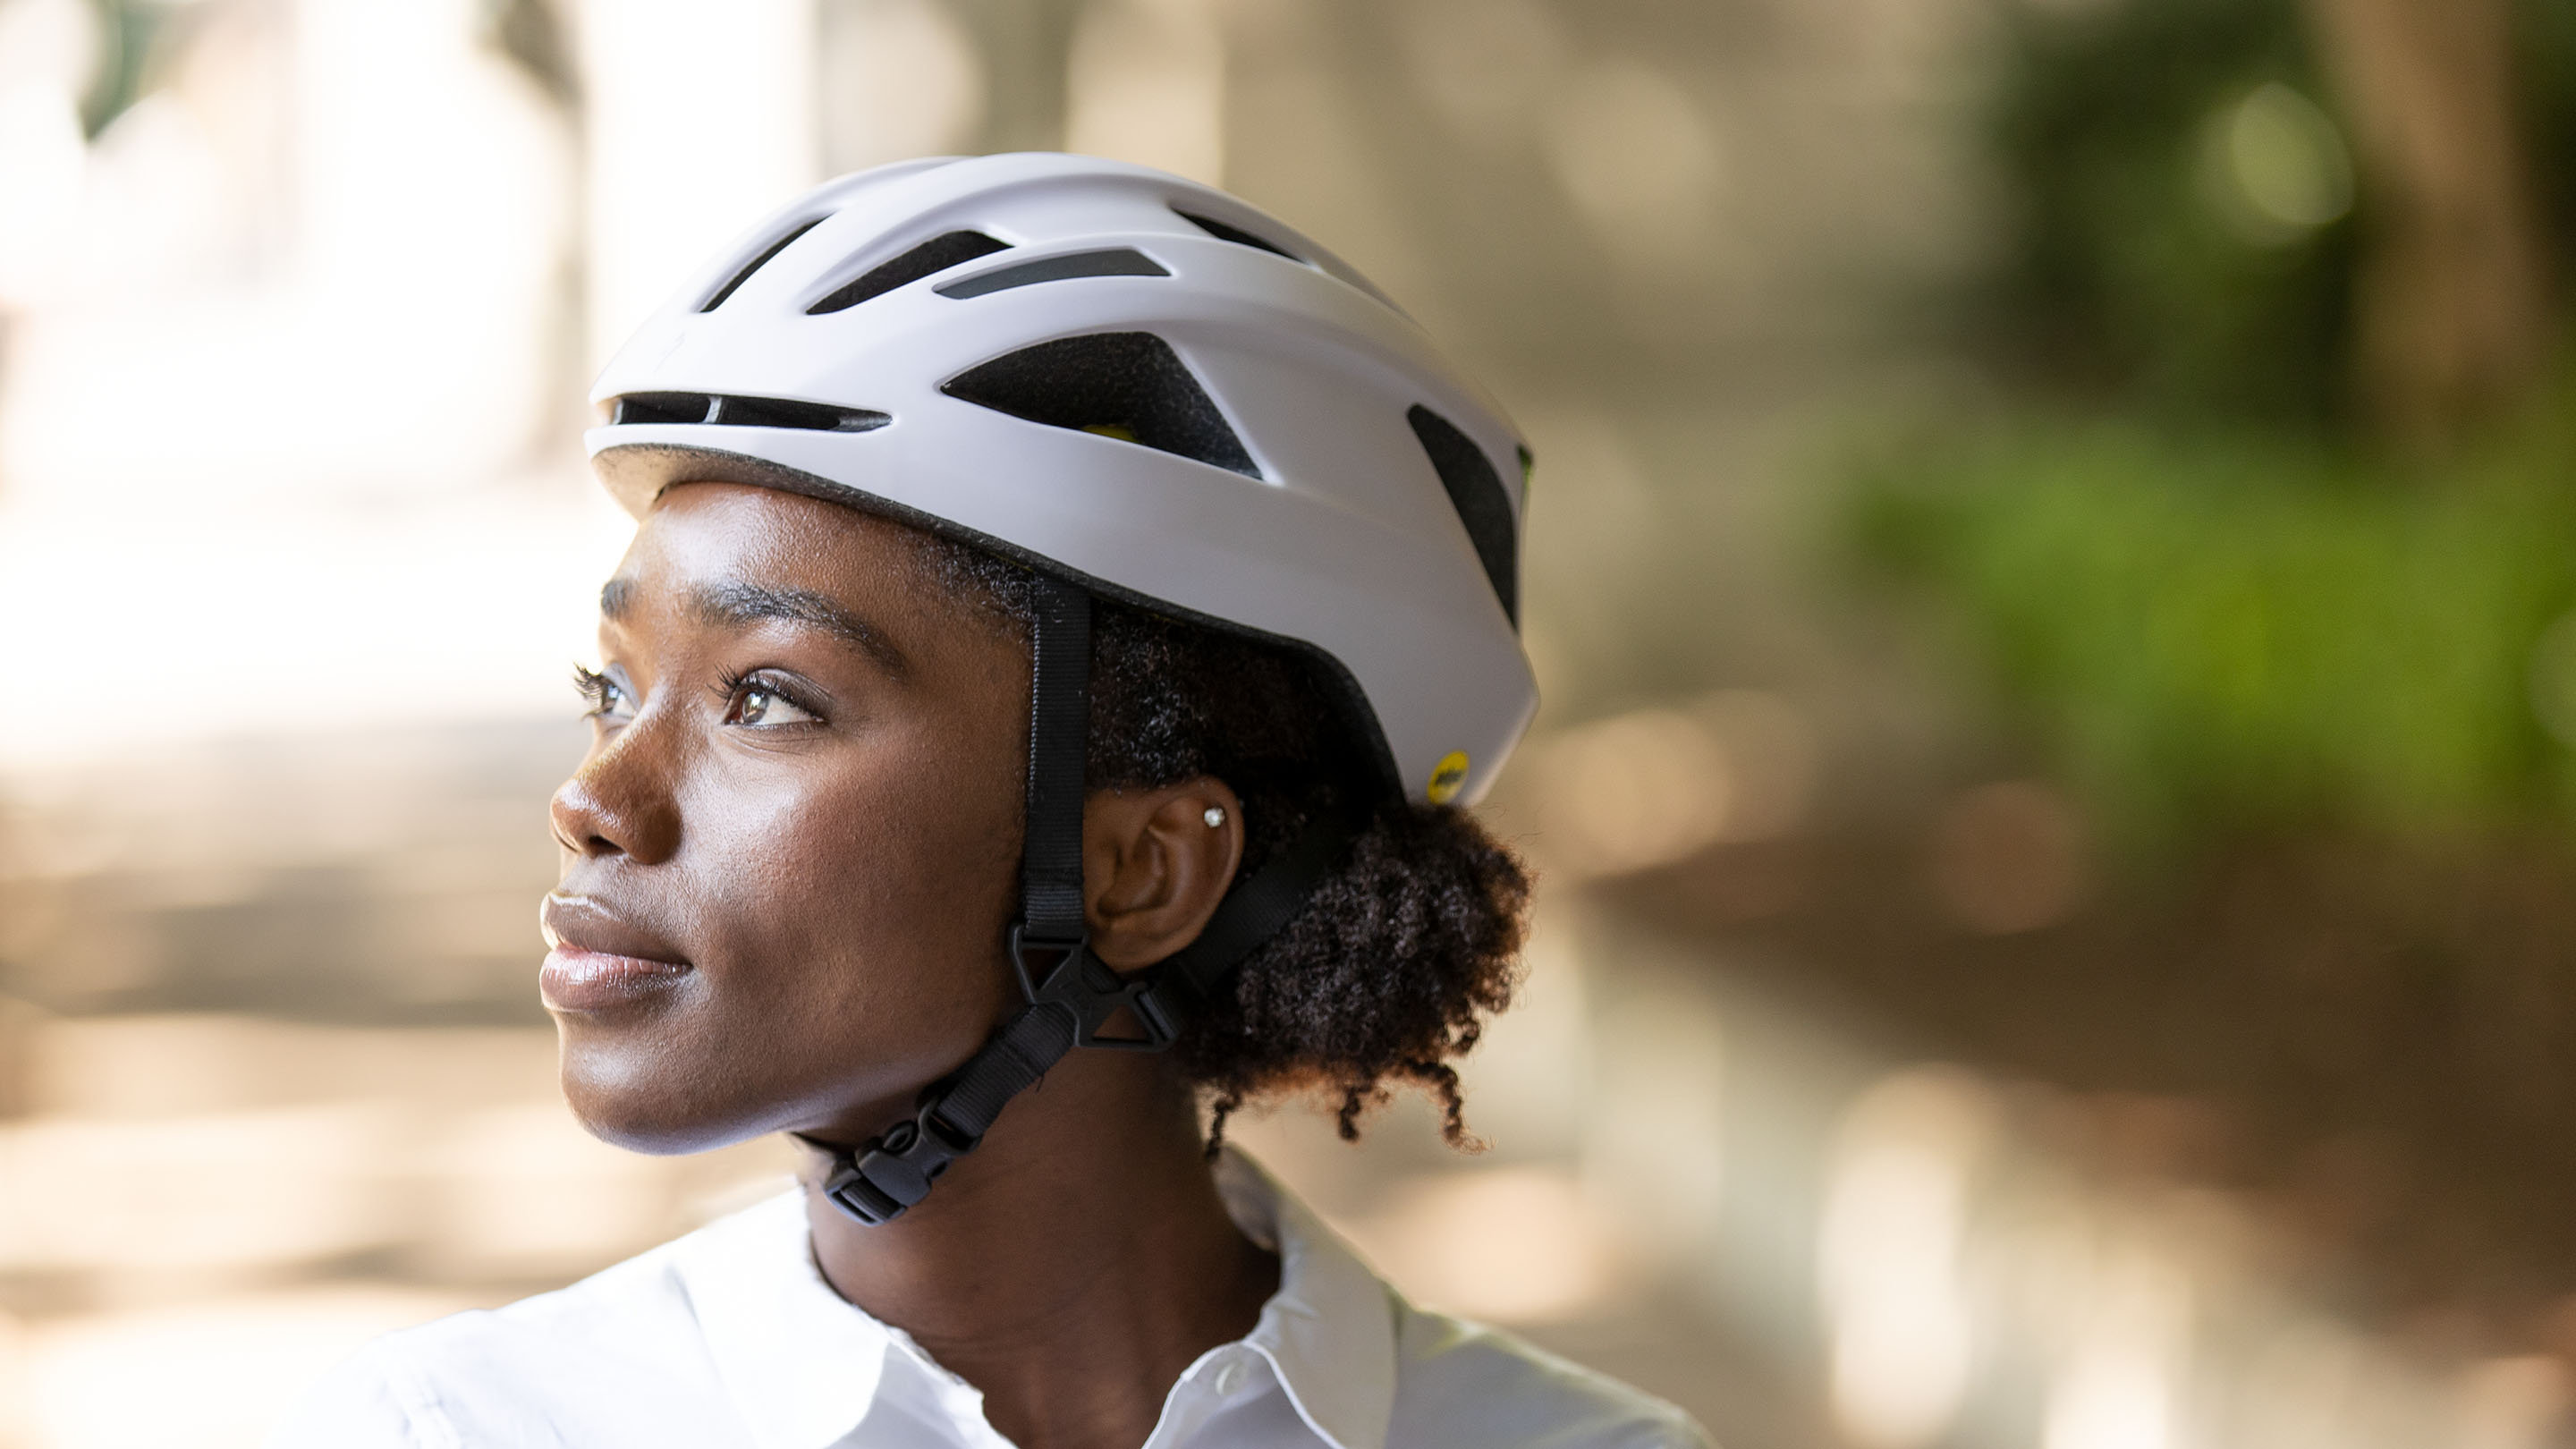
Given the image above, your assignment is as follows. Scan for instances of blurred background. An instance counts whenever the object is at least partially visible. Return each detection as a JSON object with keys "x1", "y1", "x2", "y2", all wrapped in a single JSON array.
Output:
[{"x1": 1, "y1": 0, "x2": 2572, "y2": 1445}]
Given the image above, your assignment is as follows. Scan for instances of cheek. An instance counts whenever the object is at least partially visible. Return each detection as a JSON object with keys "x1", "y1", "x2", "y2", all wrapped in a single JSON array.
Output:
[
  {"x1": 685, "y1": 739, "x2": 1017, "y2": 980},
  {"x1": 665, "y1": 725, "x2": 1024, "y2": 1091}
]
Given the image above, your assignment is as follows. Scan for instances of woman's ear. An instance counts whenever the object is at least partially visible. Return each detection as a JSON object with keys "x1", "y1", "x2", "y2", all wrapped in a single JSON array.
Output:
[{"x1": 1081, "y1": 776, "x2": 1246, "y2": 971}]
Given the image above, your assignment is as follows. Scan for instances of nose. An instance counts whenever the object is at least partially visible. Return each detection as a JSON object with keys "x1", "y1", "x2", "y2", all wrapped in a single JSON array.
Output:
[{"x1": 550, "y1": 727, "x2": 683, "y2": 865}]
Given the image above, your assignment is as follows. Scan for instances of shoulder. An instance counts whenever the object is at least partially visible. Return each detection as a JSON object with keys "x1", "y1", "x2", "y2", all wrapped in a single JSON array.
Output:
[
  {"x1": 266, "y1": 1224, "x2": 741, "y2": 1448},
  {"x1": 1388, "y1": 1303, "x2": 1714, "y2": 1449}
]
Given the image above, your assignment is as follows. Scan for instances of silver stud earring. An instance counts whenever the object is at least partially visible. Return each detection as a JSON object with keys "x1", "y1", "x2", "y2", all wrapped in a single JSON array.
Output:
[{"x1": 1203, "y1": 806, "x2": 1227, "y2": 828}]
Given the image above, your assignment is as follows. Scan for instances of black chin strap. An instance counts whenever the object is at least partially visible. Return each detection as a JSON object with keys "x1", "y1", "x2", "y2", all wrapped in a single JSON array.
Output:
[{"x1": 810, "y1": 578, "x2": 1354, "y2": 1225}]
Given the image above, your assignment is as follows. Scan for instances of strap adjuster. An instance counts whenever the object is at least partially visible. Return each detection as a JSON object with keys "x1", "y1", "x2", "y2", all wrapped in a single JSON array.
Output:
[{"x1": 1009, "y1": 923, "x2": 1182, "y2": 1052}]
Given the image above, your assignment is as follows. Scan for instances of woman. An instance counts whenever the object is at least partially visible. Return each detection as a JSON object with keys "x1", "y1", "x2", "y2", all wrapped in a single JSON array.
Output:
[{"x1": 275, "y1": 154, "x2": 1706, "y2": 1449}]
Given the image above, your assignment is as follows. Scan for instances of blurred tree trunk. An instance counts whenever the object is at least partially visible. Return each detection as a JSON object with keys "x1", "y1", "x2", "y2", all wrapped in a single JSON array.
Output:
[{"x1": 2301, "y1": 0, "x2": 2554, "y2": 451}]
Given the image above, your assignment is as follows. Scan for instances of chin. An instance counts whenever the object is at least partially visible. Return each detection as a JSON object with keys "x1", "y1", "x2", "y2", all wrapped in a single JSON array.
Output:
[{"x1": 555, "y1": 1037, "x2": 780, "y2": 1157}]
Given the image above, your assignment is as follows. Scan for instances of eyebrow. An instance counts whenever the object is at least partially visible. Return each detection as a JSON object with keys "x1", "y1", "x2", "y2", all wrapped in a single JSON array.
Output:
[{"x1": 599, "y1": 575, "x2": 909, "y2": 674}]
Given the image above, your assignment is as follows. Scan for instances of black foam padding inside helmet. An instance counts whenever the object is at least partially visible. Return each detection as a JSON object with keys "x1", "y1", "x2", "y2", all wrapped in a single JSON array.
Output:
[
  {"x1": 942, "y1": 332, "x2": 1260, "y2": 479},
  {"x1": 1406, "y1": 404, "x2": 1519, "y2": 627},
  {"x1": 809, "y1": 230, "x2": 1013, "y2": 315}
]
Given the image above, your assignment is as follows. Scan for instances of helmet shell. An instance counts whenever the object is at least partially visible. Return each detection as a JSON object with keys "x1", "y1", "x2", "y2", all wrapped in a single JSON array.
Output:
[{"x1": 588, "y1": 153, "x2": 1537, "y2": 807}]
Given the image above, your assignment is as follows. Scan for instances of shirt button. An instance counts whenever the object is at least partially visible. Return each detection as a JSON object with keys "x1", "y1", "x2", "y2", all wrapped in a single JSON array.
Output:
[{"x1": 1210, "y1": 1358, "x2": 1249, "y2": 1397}]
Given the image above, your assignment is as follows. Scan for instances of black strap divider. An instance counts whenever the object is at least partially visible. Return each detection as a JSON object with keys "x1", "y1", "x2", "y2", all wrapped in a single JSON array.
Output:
[{"x1": 811, "y1": 578, "x2": 1356, "y2": 1226}]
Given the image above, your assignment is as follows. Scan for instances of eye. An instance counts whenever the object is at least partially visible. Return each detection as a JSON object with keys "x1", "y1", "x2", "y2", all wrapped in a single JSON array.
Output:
[
  {"x1": 724, "y1": 677, "x2": 821, "y2": 728},
  {"x1": 573, "y1": 665, "x2": 635, "y2": 724}
]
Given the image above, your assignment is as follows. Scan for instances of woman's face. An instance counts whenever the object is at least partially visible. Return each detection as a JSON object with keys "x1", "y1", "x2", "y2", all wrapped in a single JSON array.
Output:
[{"x1": 542, "y1": 482, "x2": 1029, "y2": 1154}]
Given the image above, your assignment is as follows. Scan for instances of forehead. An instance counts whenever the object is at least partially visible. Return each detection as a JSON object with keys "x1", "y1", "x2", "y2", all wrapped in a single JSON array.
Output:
[
  {"x1": 618, "y1": 481, "x2": 938, "y2": 593},
  {"x1": 600, "y1": 481, "x2": 1036, "y2": 708}
]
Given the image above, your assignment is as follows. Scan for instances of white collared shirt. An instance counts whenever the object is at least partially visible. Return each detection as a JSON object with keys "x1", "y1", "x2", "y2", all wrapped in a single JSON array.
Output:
[{"x1": 270, "y1": 1150, "x2": 1709, "y2": 1449}]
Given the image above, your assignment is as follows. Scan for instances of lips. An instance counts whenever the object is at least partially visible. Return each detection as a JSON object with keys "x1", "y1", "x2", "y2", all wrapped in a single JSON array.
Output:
[{"x1": 539, "y1": 893, "x2": 693, "y2": 1013}]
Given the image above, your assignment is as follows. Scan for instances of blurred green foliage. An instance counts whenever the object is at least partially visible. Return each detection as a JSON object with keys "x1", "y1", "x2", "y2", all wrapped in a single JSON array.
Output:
[
  {"x1": 75, "y1": 0, "x2": 578, "y2": 137},
  {"x1": 1852, "y1": 405, "x2": 2576, "y2": 844},
  {"x1": 78, "y1": 0, "x2": 174, "y2": 138},
  {"x1": 1983, "y1": 0, "x2": 2573, "y2": 428},
  {"x1": 1850, "y1": 0, "x2": 2576, "y2": 848},
  {"x1": 1987, "y1": 0, "x2": 2350, "y2": 425}
]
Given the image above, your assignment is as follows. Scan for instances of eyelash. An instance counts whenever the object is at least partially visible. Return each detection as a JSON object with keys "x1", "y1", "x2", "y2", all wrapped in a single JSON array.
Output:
[
  {"x1": 572, "y1": 665, "x2": 825, "y2": 726},
  {"x1": 572, "y1": 664, "x2": 624, "y2": 717},
  {"x1": 713, "y1": 667, "x2": 826, "y2": 725}
]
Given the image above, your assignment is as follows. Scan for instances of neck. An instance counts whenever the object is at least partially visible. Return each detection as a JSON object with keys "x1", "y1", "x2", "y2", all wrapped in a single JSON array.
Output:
[{"x1": 801, "y1": 1054, "x2": 1279, "y2": 1449}]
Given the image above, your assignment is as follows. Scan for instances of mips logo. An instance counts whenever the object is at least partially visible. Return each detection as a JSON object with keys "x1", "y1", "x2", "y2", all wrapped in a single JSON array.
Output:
[{"x1": 1426, "y1": 750, "x2": 1470, "y2": 804}]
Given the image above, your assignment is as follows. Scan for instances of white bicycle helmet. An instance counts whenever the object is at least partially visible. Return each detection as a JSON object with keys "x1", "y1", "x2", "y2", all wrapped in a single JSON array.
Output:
[
  {"x1": 588, "y1": 151, "x2": 1536, "y2": 809},
  {"x1": 585, "y1": 153, "x2": 1539, "y2": 1224}
]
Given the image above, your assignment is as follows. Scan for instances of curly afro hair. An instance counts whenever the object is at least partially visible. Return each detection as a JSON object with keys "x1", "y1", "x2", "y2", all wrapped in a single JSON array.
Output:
[{"x1": 921, "y1": 539, "x2": 1532, "y2": 1150}]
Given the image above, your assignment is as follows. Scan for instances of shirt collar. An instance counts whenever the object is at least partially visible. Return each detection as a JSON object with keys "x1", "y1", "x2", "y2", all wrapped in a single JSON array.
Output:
[
  {"x1": 1216, "y1": 1148, "x2": 1399, "y2": 1449},
  {"x1": 672, "y1": 1188, "x2": 893, "y2": 1449},
  {"x1": 673, "y1": 1148, "x2": 1398, "y2": 1449}
]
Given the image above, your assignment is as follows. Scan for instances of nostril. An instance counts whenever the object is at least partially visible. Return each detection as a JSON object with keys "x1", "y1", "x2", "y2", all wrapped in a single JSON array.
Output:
[
  {"x1": 548, "y1": 781, "x2": 623, "y2": 858},
  {"x1": 550, "y1": 764, "x2": 682, "y2": 866},
  {"x1": 547, "y1": 816, "x2": 602, "y2": 858}
]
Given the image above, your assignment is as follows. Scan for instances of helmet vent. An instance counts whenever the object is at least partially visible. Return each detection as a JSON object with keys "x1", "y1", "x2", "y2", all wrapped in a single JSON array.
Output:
[
  {"x1": 943, "y1": 332, "x2": 1260, "y2": 478},
  {"x1": 699, "y1": 216, "x2": 826, "y2": 312},
  {"x1": 1172, "y1": 208, "x2": 1302, "y2": 263},
  {"x1": 613, "y1": 392, "x2": 714, "y2": 426},
  {"x1": 808, "y1": 230, "x2": 1012, "y2": 314},
  {"x1": 612, "y1": 393, "x2": 891, "y2": 433},
  {"x1": 936, "y1": 248, "x2": 1170, "y2": 299},
  {"x1": 1406, "y1": 405, "x2": 1519, "y2": 626},
  {"x1": 714, "y1": 395, "x2": 892, "y2": 432}
]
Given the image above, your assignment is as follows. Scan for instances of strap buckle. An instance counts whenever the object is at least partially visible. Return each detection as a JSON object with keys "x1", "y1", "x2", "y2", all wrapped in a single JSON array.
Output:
[
  {"x1": 818, "y1": 1098, "x2": 981, "y2": 1226},
  {"x1": 1008, "y1": 923, "x2": 1182, "y2": 1052}
]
